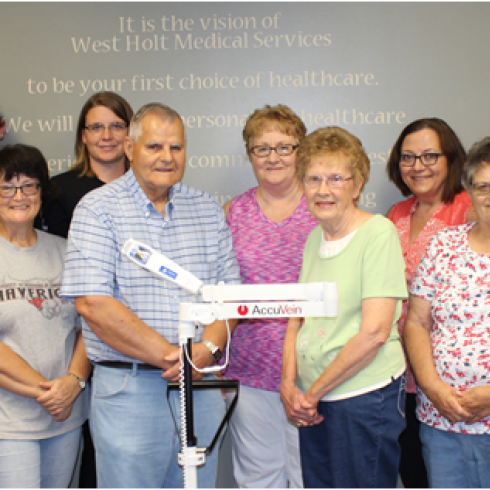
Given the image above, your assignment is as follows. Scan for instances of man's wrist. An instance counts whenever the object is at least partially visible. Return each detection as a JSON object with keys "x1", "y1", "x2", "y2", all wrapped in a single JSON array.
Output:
[{"x1": 201, "y1": 340, "x2": 223, "y2": 363}]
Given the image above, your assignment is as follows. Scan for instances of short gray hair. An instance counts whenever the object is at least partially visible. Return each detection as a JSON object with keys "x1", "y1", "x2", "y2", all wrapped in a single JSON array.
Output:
[
  {"x1": 129, "y1": 103, "x2": 184, "y2": 141},
  {"x1": 462, "y1": 137, "x2": 490, "y2": 190}
]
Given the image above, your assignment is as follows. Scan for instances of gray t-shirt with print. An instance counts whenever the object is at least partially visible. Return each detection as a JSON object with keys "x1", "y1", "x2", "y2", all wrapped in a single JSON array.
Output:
[{"x1": 0, "y1": 230, "x2": 88, "y2": 439}]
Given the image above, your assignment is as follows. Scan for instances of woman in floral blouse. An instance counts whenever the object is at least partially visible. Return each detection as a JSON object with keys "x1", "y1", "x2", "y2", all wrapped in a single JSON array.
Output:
[{"x1": 405, "y1": 136, "x2": 490, "y2": 488}]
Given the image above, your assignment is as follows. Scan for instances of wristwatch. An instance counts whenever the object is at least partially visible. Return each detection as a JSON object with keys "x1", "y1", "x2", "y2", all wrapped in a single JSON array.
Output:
[
  {"x1": 69, "y1": 372, "x2": 86, "y2": 391},
  {"x1": 202, "y1": 340, "x2": 223, "y2": 363}
]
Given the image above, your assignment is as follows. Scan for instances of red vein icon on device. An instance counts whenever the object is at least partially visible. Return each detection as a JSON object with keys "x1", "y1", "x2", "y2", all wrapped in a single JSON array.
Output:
[{"x1": 237, "y1": 305, "x2": 248, "y2": 316}]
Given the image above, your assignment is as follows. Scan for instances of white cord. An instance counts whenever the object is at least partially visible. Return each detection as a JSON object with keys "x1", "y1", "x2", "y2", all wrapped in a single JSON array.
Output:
[
  {"x1": 179, "y1": 318, "x2": 231, "y2": 486},
  {"x1": 183, "y1": 318, "x2": 231, "y2": 373},
  {"x1": 179, "y1": 347, "x2": 189, "y2": 487}
]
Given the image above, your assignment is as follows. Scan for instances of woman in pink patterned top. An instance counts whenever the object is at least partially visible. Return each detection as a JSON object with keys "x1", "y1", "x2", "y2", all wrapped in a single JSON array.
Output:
[
  {"x1": 405, "y1": 137, "x2": 490, "y2": 487},
  {"x1": 224, "y1": 105, "x2": 317, "y2": 488},
  {"x1": 386, "y1": 118, "x2": 475, "y2": 487}
]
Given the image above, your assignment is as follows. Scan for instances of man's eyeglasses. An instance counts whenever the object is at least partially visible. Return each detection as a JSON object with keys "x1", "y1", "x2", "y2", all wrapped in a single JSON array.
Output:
[
  {"x1": 84, "y1": 122, "x2": 128, "y2": 134},
  {"x1": 399, "y1": 153, "x2": 444, "y2": 167},
  {"x1": 0, "y1": 182, "x2": 41, "y2": 198},
  {"x1": 250, "y1": 144, "x2": 299, "y2": 158}
]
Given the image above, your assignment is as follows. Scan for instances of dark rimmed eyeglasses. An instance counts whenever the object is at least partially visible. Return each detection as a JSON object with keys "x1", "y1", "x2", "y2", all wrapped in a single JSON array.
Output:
[
  {"x1": 399, "y1": 153, "x2": 444, "y2": 167},
  {"x1": 0, "y1": 182, "x2": 41, "y2": 198},
  {"x1": 250, "y1": 144, "x2": 299, "y2": 158}
]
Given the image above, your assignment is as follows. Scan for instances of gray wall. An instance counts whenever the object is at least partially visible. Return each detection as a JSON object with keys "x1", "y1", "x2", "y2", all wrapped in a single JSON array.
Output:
[
  {"x1": 2, "y1": 2, "x2": 490, "y2": 214},
  {"x1": 1, "y1": 2, "x2": 490, "y2": 486}
]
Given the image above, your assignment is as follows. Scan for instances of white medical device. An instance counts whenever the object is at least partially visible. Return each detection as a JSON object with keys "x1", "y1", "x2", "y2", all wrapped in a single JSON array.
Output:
[{"x1": 122, "y1": 238, "x2": 338, "y2": 488}]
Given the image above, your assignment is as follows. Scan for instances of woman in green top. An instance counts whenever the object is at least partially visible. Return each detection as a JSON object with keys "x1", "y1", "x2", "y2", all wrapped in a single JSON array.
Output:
[{"x1": 280, "y1": 126, "x2": 408, "y2": 488}]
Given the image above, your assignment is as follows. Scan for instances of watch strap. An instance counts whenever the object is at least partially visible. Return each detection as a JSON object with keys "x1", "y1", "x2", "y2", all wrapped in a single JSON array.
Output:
[
  {"x1": 202, "y1": 339, "x2": 223, "y2": 362},
  {"x1": 69, "y1": 372, "x2": 86, "y2": 390}
]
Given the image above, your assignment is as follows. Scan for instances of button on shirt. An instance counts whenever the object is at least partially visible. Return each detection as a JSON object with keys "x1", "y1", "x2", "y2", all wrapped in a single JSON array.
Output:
[{"x1": 61, "y1": 169, "x2": 241, "y2": 363}]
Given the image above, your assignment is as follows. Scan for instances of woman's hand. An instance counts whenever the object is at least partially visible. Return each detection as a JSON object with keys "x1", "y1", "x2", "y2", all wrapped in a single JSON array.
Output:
[
  {"x1": 280, "y1": 380, "x2": 323, "y2": 428},
  {"x1": 281, "y1": 317, "x2": 322, "y2": 427},
  {"x1": 405, "y1": 295, "x2": 473, "y2": 424},
  {"x1": 37, "y1": 375, "x2": 82, "y2": 420},
  {"x1": 456, "y1": 386, "x2": 490, "y2": 424},
  {"x1": 51, "y1": 405, "x2": 73, "y2": 422},
  {"x1": 424, "y1": 380, "x2": 473, "y2": 424}
]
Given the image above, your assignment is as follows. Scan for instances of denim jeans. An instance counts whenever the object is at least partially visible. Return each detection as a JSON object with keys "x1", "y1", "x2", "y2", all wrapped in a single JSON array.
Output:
[
  {"x1": 0, "y1": 427, "x2": 81, "y2": 488},
  {"x1": 299, "y1": 376, "x2": 406, "y2": 488},
  {"x1": 420, "y1": 423, "x2": 490, "y2": 488},
  {"x1": 91, "y1": 364, "x2": 225, "y2": 488}
]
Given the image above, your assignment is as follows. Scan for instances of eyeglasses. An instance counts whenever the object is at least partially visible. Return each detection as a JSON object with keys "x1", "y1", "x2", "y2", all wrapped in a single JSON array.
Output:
[
  {"x1": 303, "y1": 175, "x2": 353, "y2": 189},
  {"x1": 400, "y1": 153, "x2": 444, "y2": 167},
  {"x1": 84, "y1": 122, "x2": 128, "y2": 134},
  {"x1": 250, "y1": 144, "x2": 299, "y2": 158},
  {"x1": 0, "y1": 182, "x2": 41, "y2": 198},
  {"x1": 472, "y1": 182, "x2": 490, "y2": 196}
]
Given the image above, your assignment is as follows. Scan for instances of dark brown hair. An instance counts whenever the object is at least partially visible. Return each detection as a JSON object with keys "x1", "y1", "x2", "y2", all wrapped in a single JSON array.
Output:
[{"x1": 386, "y1": 118, "x2": 465, "y2": 203}]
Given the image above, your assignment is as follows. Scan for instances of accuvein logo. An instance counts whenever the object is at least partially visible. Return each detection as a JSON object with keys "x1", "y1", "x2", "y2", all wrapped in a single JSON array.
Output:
[
  {"x1": 236, "y1": 304, "x2": 302, "y2": 316},
  {"x1": 237, "y1": 305, "x2": 248, "y2": 315}
]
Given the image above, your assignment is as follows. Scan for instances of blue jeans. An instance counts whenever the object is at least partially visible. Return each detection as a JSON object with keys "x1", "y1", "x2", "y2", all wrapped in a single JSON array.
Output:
[
  {"x1": 91, "y1": 364, "x2": 224, "y2": 488},
  {"x1": 299, "y1": 376, "x2": 406, "y2": 488},
  {"x1": 0, "y1": 427, "x2": 81, "y2": 488},
  {"x1": 420, "y1": 423, "x2": 490, "y2": 488}
]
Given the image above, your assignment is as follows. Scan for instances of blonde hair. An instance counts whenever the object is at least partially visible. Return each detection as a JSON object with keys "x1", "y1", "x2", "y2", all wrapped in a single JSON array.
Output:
[{"x1": 296, "y1": 126, "x2": 370, "y2": 192}]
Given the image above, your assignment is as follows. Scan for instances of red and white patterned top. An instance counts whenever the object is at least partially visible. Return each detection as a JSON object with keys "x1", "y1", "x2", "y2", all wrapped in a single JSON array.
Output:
[
  {"x1": 411, "y1": 223, "x2": 490, "y2": 434},
  {"x1": 388, "y1": 192, "x2": 471, "y2": 393}
]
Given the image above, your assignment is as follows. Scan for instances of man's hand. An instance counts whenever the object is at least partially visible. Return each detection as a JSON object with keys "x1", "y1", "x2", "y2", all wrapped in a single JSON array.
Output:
[{"x1": 161, "y1": 343, "x2": 216, "y2": 382}]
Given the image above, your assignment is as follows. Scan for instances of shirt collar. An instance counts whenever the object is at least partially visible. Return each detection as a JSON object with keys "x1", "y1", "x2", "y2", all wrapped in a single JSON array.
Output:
[
  {"x1": 409, "y1": 195, "x2": 446, "y2": 217},
  {"x1": 125, "y1": 170, "x2": 180, "y2": 218}
]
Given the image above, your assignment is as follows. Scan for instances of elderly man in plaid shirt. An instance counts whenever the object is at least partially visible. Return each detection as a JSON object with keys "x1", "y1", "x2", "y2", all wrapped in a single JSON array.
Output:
[{"x1": 61, "y1": 103, "x2": 240, "y2": 488}]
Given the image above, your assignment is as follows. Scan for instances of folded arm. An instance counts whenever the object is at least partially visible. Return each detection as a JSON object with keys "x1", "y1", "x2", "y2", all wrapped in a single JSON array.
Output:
[
  {"x1": 37, "y1": 330, "x2": 92, "y2": 421},
  {"x1": 405, "y1": 294, "x2": 472, "y2": 423},
  {"x1": 304, "y1": 296, "x2": 398, "y2": 406},
  {"x1": 75, "y1": 295, "x2": 179, "y2": 371},
  {"x1": 0, "y1": 341, "x2": 46, "y2": 398}
]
